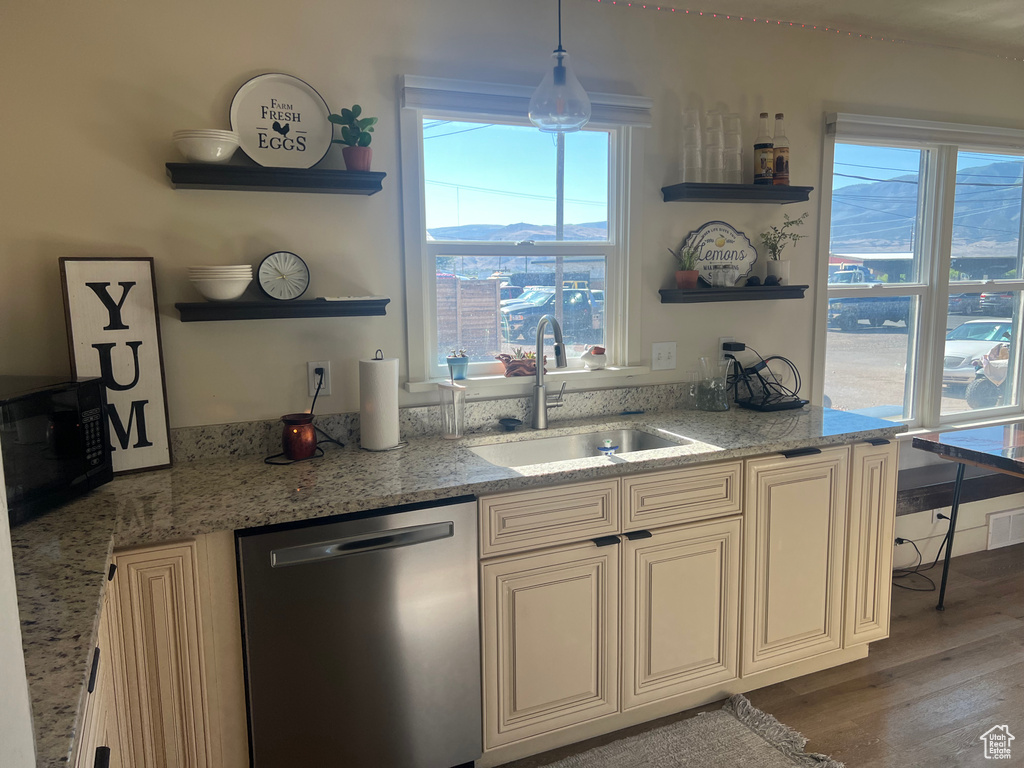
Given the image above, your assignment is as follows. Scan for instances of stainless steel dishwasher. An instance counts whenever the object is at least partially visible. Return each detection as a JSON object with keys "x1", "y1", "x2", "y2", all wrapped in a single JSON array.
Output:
[{"x1": 237, "y1": 496, "x2": 481, "y2": 768}]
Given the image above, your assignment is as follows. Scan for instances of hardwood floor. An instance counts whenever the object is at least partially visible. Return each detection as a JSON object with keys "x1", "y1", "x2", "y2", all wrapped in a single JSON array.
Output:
[{"x1": 498, "y1": 543, "x2": 1024, "y2": 767}]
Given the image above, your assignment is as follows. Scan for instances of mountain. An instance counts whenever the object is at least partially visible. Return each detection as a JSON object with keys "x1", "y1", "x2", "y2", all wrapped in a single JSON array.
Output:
[
  {"x1": 831, "y1": 160, "x2": 1022, "y2": 257},
  {"x1": 428, "y1": 221, "x2": 608, "y2": 242}
]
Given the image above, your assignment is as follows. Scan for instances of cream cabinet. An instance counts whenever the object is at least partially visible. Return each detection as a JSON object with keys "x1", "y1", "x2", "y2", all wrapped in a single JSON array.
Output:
[
  {"x1": 742, "y1": 447, "x2": 850, "y2": 675},
  {"x1": 89, "y1": 533, "x2": 248, "y2": 768},
  {"x1": 110, "y1": 541, "x2": 212, "y2": 768},
  {"x1": 481, "y1": 540, "x2": 620, "y2": 749},
  {"x1": 845, "y1": 441, "x2": 898, "y2": 646},
  {"x1": 620, "y1": 516, "x2": 741, "y2": 710},
  {"x1": 73, "y1": 584, "x2": 122, "y2": 768}
]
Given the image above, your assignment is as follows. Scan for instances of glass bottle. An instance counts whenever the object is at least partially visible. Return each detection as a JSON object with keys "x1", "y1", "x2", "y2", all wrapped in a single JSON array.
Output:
[
  {"x1": 753, "y1": 113, "x2": 773, "y2": 185},
  {"x1": 772, "y1": 113, "x2": 790, "y2": 186}
]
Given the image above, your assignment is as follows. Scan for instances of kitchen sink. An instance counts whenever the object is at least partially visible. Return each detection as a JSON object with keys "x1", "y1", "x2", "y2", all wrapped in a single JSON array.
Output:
[{"x1": 468, "y1": 428, "x2": 689, "y2": 468}]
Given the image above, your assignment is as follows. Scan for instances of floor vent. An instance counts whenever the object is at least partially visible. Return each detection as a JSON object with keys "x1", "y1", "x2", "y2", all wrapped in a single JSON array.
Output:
[{"x1": 988, "y1": 509, "x2": 1024, "y2": 550}]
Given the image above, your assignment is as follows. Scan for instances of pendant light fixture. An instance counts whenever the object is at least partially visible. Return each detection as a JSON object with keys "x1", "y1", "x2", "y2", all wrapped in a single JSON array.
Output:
[{"x1": 528, "y1": 0, "x2": 591, "y2": 132}]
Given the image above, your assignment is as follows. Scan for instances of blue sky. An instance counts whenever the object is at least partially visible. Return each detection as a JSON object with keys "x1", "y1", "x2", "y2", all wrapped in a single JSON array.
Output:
[{"x1": 422, "y1": 120, "x2": 609, "y2": 229}]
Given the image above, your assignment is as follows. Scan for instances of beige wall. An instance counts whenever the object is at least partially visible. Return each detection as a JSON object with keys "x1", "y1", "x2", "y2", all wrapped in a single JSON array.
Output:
[{"x1": 2, "y1": 0, "x2": 1023, "y2": 427}]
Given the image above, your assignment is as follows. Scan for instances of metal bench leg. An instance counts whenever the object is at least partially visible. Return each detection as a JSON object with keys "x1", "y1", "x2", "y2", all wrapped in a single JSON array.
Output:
[{"x1": 936, "y1": 462, "x2": 966, "y2": 611}]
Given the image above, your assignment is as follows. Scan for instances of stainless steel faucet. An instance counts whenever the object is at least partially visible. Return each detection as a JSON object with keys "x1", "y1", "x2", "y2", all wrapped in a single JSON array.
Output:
[{"x1": 531, "y1": 314, "x2": 568, "y2": 429}]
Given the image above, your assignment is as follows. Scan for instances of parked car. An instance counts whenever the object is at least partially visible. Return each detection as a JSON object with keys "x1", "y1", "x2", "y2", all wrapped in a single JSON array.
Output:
[
  {"x1": 979, "y1": 292, "x2": 1013, "y2": 317},
  {"x1": 501, "y1": 289, "x2": 597, "y2": 342},
  {"x1": 942, "y1": 319, "x2": 1013, "y2": 387},
  {"x1": 948, "y1": 293, "x2": 981, "y2": 315},
  {"x1": 828, "y1": 296, "x2": 911, "y2": 331},
  {"x1": 499, "y1": 284, "x2": 524, "y2": 302}
]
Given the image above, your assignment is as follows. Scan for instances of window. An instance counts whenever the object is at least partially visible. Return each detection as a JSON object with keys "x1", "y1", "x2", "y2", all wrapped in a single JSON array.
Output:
[
  {"x1": 819, "y1": 115, "x2": 1024, "y2": 427},
  {"x1": 400, "y1": 77, "x2": 651, "y2": 382}
]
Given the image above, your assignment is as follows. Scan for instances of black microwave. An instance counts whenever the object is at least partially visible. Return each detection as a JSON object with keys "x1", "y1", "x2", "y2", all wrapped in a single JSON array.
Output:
[{"x1": 0, "y1": 376, "x2": 114, "y2": 527}]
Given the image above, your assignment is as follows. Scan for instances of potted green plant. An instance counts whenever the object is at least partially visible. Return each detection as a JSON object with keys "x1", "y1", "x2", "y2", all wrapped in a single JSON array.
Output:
[
  {"x1": 495, "y1": 347, "x2": 544, "y2": 377},
  {"x1": 329, "y1": 104, "x2": 378, "y2": 171},
  {"x1": 446, "y1": 349, "x2": 469, "y2": 381},
  {"x1": 670, "y1": 243, "x2": 700, "y2": 289},
  {"x1": 758, "y1": 212, "x2": 808, "y2": 285}
]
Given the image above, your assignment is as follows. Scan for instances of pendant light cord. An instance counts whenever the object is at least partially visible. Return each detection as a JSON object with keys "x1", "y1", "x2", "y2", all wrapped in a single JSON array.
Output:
[{"x1": 555, "y1": 0, "x2": 565, "y2": 53}]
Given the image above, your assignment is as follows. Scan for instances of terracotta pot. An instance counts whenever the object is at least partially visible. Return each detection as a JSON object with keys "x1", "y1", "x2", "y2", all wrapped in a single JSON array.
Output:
[
  {"x1": 675, "y1": 270, "x2": 699, "y2": 290},
  {"x1": 342, "y1": 145, "x2": 372, "y2": 171}
]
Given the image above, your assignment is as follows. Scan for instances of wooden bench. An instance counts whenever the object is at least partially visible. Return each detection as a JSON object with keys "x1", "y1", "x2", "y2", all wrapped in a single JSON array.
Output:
[{"x1": 897, "y1": 464, "x2": 1024, "y2": 516}]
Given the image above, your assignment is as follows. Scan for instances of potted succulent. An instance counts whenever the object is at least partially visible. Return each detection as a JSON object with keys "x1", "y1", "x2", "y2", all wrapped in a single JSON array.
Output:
[
  {"x1": 670, "y1": 243, "x2": 700, "y2": 290},
  {"x1": 329, "y1": 104, "x2": 378, "y2": 171},
  {"x1": 446, "y1": 349, "x2": 469, "y2": 381},
  {"x1": 496, "y1": 347, "x2": 545, "y2": 377},
  {"x1": 758, "y1": 212, "x2": 808, "y2": 285}
]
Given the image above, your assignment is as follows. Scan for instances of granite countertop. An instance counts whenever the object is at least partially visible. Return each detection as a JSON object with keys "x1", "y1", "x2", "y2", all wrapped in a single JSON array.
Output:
[{"x1": 11, "y1": 405, "x2": 904, "y2": 766}]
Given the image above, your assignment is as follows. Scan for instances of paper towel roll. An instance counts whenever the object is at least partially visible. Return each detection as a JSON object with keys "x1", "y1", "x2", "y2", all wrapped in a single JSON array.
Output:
[{"x1": 359, "y1": 356, "x2": 400, "y2": 451}]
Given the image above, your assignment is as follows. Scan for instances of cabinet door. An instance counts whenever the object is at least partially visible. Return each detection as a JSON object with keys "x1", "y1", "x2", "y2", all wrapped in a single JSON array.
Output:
[
  {"x1": 111, "y1": 542, "x2": 210, "y2": 768},
  {"x1": 742, "y1": 448, "x2": 849, "y2": 675},
  {"x1": 481, "y1": 541, "x2": 619, "y2": 749},
  {"x1": 621, "y1": 517, "x2": 740, "y2": 710},
  {"x1": 845, "y1": 441, "x2": 898, "y2": 646}
]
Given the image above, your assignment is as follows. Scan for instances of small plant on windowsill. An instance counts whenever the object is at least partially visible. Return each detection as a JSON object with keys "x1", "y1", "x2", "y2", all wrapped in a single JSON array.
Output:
[
  {"x1": 496, "y1": 347, "x2": 545, "y2": 378},
  {"x1": 670, "y1": 243, "x2": 700, "y2": 290},
  {"x1": 329, "y1": 104, "x2": 378, "y2": 171},
  {"x1": 446, "y1": 349, "x2": 469, "y2": 381},
  {"x1": 758, "y1": 211, "x2": 808, "y2": 285}
]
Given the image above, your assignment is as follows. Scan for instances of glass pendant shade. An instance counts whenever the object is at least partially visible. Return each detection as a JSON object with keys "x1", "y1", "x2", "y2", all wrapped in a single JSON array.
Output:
[{"x1": 529, "y1": 51, "x2": 592, "y2": 133}]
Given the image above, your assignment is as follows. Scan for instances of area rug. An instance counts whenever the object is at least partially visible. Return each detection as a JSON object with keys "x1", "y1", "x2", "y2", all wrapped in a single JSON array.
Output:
[{"x1": 541, "y1": 694, "x2": 843, "y2": 768}]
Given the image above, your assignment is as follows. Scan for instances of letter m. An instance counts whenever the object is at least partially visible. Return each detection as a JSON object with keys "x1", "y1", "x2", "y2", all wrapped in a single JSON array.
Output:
[{"x1": 108, "y1": 399, "x2": 154, "y2": 450}]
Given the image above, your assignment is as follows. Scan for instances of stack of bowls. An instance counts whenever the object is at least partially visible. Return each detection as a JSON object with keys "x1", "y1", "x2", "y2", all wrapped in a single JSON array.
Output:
[
  {"x1": 173, "y1": 129, "x2": 240, "y2": 164},
  {"x1": 189, "y1": 265, "x2": 252, "y2": 301}
]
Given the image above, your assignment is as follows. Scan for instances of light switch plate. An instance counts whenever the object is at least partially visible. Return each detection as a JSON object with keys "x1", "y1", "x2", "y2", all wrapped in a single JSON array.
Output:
[{"x1": 652, "y1": 342, "x2": 677, "y2": 371}]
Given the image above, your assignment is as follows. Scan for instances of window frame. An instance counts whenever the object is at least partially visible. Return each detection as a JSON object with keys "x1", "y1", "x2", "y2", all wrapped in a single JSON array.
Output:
[
  {"x1": 814, "y1": 114, "x2": 1024, "y2": 429},
  {"x1": 399, "y1": 76, "x2": 650, "y2": 385}
]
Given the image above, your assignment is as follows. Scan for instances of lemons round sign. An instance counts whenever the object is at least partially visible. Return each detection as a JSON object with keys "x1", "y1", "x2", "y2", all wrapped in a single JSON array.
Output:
[{"x1": 682, "y1": 221, "x2": 757, "y2": 286}]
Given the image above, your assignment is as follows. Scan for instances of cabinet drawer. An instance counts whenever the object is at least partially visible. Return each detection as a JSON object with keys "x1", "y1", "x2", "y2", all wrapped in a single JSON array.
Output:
[
  {"x1": 622, "y1": 462, "x2": 742, "y2": 529},
  {"x1": 480, "y1": 479, "x2": 620, "y2": 556}
]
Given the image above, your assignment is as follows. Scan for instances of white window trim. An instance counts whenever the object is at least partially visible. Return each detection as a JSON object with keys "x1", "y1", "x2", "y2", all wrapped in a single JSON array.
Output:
[
  {"x1": 399, "y1": 75, "x2": 650, "y2": 386},
  {"x1": 815, "y1": 113, "x2": 1024, "y2": 429}
]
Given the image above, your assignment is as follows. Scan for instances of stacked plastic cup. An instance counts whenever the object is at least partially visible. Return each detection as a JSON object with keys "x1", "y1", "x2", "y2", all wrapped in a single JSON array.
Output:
[
  {"x1": 680, "y1": 109, "x2": 702, "y2": 182},
  {"x1": 723, "y1": 114, "x2": 743, "y2": 184},
  {"x1": 703, "y1": 111, "x2": 725, "y2": 183}
]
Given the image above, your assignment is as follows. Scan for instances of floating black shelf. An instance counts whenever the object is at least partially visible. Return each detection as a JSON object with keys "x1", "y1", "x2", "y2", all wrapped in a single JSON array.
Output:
[
  {"x1": 659, "y1": 285, "x2": 808, "y2": 303},
  {"x1": 175, "y1": 298, "x2": 390, "y2": 322},
  {"x1": 166, "y1": 163, "x2": 386, "y2": 195},
  {"x1": 661, "y1": 182, "x2": 813, "y2": 204}
]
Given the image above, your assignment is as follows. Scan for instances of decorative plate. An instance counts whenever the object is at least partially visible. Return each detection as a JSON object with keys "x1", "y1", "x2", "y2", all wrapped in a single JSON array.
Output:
[
  {"x1": 681, "y1": 221, "x2": 758, "y2": 286},
  {"x1": 229, "y1": 73, "x2": 332, "y2": 168}
]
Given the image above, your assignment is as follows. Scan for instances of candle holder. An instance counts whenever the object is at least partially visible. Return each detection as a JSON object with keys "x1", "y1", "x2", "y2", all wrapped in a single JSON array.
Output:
[{"x1": 281, "y1": 413, "x2": 317, "y2": 460}]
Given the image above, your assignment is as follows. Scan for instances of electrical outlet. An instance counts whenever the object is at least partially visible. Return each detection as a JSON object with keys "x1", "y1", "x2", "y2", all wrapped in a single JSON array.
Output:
[
  {"x1": 719, "y1": 337, "x2": 735, "y2": 363},
  {"x1": 931, "y1": 510, "x2": 948, "y2": 527},
  {"x1": 652, "y1": 342, "x2": 677, "y2": 371},
  {"x1": 307, "y1": 361, "x2": 332, "y2": 397}
]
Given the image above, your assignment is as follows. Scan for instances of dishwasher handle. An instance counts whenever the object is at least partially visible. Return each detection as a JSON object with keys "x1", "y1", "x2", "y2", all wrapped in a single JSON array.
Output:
[{"x1": 271, "y1": 521, "x2": 455, "y2": 567}]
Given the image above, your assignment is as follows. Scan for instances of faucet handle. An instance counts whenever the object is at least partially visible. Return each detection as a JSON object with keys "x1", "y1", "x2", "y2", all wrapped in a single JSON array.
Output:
[{"x1": 547, "y1": 381, "x2": 567, "y2": 404}]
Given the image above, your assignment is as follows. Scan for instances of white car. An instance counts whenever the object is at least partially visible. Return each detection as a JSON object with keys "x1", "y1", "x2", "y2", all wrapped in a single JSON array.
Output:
[{"x1": 942, "y1": 320, "x2": 1013, "y2": 386}]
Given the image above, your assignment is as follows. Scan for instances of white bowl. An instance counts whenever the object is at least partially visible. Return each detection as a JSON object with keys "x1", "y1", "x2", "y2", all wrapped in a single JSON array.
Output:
[
  {"x1": 190, "y1": 277, "x2": 251, "y2": 301},
  {"x1": 188, "y1": 268, "x2": 252, "y2": 275},
  {"x1": 175, "y1": 135, "x2": 240, "y2": 164},
  {"x1": 174, "y1": 129, "x2": 239, "y2": 139}
]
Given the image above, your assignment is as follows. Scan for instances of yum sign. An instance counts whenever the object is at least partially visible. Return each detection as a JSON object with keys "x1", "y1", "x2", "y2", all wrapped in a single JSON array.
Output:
[{"x1": 60, "y1": 258, "x2": 171, "y2": 473}]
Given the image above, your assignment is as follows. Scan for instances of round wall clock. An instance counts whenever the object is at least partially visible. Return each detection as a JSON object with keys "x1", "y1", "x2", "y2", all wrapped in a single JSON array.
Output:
[{"x1": 258, "y1": 251, "x2": 310, "y2": 300}]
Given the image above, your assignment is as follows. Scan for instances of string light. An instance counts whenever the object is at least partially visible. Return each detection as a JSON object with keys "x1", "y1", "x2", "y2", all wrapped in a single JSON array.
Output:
[{"x1": 586, "y1": 0, "x2": 1024, "y2": 61}]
